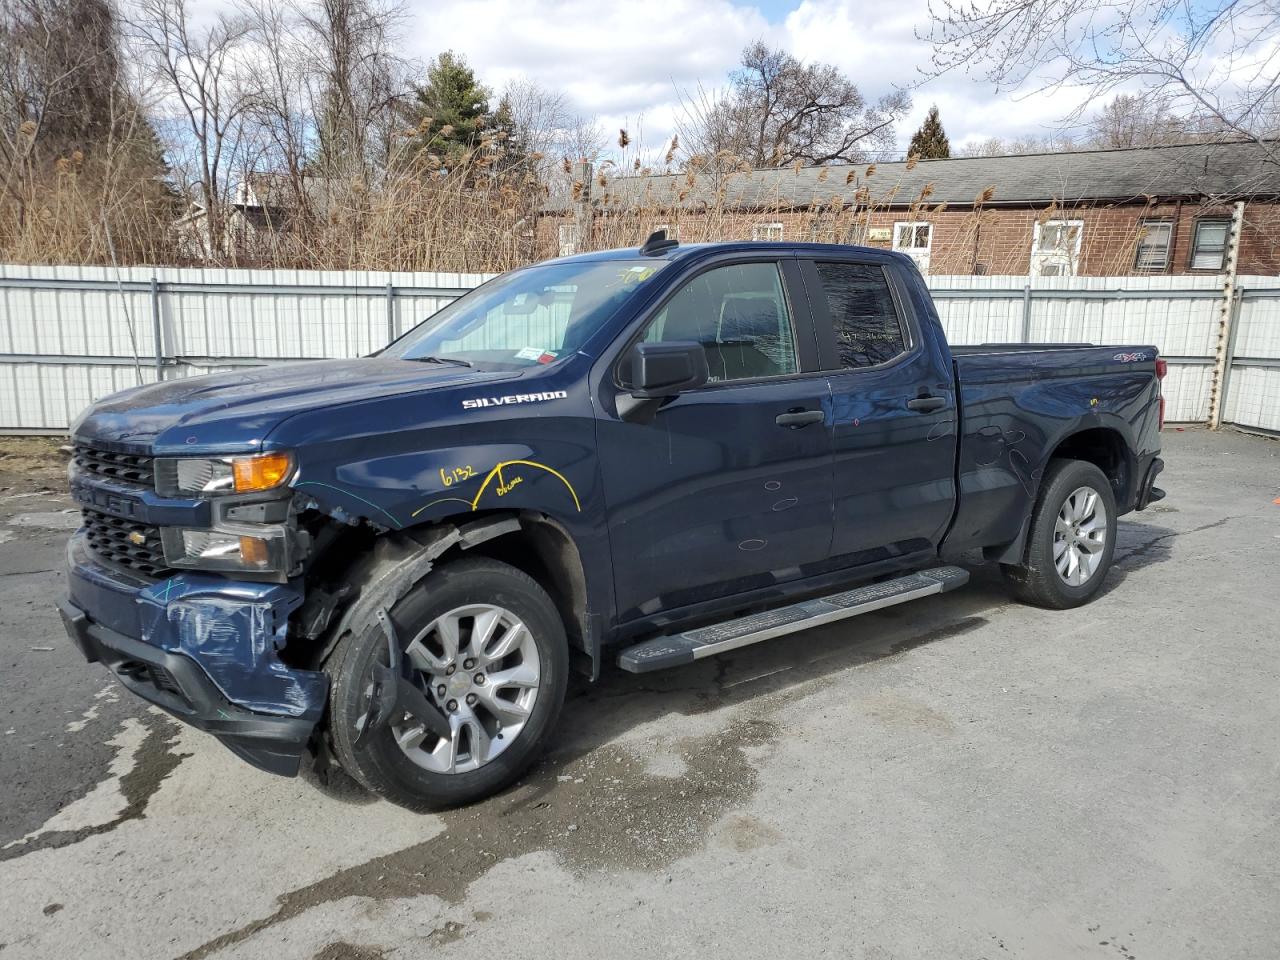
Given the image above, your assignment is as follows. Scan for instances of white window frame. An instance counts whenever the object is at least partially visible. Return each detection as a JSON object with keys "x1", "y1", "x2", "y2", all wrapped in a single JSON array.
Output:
[
  {"x1": 892, "y1": 221, "x2": 933, "y2": 274},
  {"x1": 1133, "y1": 219, "x2": 1173, "y2": 272},
  {"x1": 752, "y1": 222, "x2": 784, "y2": 241},
  {"x1": 558, "y1": 223, "x2": 578, "y2": 257},
  {"x1": 1030, "y1": 219, "x2": 1084, "y2": 277},
  {"x1": 1189, "y1": 219, "x2": 1231, "y2": 271}
]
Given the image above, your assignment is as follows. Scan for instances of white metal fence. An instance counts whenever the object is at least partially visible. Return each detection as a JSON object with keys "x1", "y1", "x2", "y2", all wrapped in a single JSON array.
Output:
[{"x1": 1, "y1": 263, "x2": 1278, "y2": 435}]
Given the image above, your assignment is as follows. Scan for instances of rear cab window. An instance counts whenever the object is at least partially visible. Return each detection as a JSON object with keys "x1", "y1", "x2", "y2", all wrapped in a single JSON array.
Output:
[{"x1": 803, "y1": 260, "x2": 912, "y2": 371}]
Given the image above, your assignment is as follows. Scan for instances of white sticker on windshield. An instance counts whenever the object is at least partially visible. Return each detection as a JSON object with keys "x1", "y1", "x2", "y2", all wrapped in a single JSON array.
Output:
[{"x1": 515, "y1": 346, "x2": 544, "y2": 360}]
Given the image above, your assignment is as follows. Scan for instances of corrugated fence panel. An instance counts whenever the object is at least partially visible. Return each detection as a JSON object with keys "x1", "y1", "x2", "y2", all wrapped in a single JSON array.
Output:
[
  {"x1": 1163, "y1": 363, "x2": 1215, "y2": 423},
  {"x1": 0, "y1": 264, "x2": 159, "y2": 359},
  {"x1": 927, "y1": 275, "x2": 1024, "y2": 344},
  {"x1": 1226, "y1": 278, "x2": 1280, "y2": 434},
  {"x1": 1, "y1": 264, "x2": 1275, "y2": 432},
  {"x1": 927, "y1": 274, "x2": 1223, "y2": 424},
  {"x1": 0, "y1": 265, "x2": 487, "y2": 430},
  {"x1": 0, "y1": 362, "x2": 161, "y2": 431}
]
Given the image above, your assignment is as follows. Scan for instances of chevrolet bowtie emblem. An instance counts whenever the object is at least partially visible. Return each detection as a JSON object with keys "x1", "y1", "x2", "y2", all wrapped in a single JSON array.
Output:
[{"x1": 127, "y1": 530, "x2": 147, "y2": 546}]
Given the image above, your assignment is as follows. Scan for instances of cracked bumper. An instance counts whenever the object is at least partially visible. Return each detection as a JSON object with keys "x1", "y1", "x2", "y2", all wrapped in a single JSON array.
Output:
[
  {"x1": 1136, "y1": 456, "x2": 1166, "y2": 510},
  {"x1": 62, "y1": 534, "x2": 327, "y2": 776}
]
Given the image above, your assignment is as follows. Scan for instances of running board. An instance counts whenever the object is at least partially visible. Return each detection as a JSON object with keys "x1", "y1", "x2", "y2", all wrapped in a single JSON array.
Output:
[{"x1": 617, "y1": 566, "x2": 970, "y2": 674}]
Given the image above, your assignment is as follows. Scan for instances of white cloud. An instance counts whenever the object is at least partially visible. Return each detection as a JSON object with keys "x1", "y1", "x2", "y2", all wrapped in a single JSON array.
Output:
[
  {"x1": 411, "y1": 0, "x2": 771, "y2": 151},
  {"x1": 779, "y1": 0, "x2": 1095, "y2": 151},
  {"x1": 386, "y1": 0, "x2": 1196, "y2": 156}
]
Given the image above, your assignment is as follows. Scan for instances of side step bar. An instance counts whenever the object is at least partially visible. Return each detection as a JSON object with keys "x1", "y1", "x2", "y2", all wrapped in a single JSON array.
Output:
[{"x1": 617, "y1": 566, "x2": 970, "y2": 674}]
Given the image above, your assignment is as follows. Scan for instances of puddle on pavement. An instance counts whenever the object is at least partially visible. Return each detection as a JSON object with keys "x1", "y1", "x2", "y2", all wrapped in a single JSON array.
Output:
[
  {"x1": 176, "y1": 591, "x2": 995, "y2": 960},
  {"x1": 0, "y1": 713, "x2": 188, "y2": 862},
  {"x1": 183, "y1": 712, "x2": 779, "y2": 959}
]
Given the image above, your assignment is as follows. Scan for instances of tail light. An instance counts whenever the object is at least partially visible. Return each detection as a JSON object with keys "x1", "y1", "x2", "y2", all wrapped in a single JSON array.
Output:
[{"x1": 1155, "y1": 357, "x2": 1168, "y2": 430}]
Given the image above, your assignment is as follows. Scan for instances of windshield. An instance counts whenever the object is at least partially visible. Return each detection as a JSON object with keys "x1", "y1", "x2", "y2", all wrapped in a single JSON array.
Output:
[{"x1": 384, "y1": 260, "x2": 667, "y2": 370}]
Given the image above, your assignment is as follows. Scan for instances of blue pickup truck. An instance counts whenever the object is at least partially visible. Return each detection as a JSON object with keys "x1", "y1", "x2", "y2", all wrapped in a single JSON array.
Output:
[{"x1": 60, "y1": 236, "x2": 1167, "y2": 809}]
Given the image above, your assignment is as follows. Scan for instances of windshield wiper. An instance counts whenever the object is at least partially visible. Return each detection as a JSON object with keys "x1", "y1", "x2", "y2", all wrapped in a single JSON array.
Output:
[{"x1": 407, "y1": 355, "x2": 473, "y2": 368}]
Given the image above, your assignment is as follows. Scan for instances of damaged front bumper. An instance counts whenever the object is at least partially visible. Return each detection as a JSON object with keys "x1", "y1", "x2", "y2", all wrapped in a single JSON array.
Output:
[{"x1": 61, "y1": 534, "x2": 327, "y2": 776}]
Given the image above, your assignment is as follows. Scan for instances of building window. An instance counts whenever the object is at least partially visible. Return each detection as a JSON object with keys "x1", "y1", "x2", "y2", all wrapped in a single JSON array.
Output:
[
  {"x1": 1189, "y1": 219, "x2": 1231, "y2": 271},
  {"x1": 1030, "y1": 219, "x2": 1084, "y2": 277},
  {"x1": 892, "y1": 222, "x2": 933, "y2": 274},
  {"x1": 752, "y1": 222, "x2": 784, "y2": 241},
  {"x1": 558, "y1": 223, "x2": 578, "y2": 257},
  {"x1": 1133, "y1": 220, "x2": 1173, "y2": 271}
]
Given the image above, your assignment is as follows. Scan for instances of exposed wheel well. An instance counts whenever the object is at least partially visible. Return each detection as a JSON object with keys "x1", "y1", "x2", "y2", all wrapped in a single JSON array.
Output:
[
  {"x1": 286, "y1": 510, "x2": 591, "y2": 675},
  {"x1": 442, "y1": 511, "x2": 590, "y2": 658},
  {"x1": 1048, "y1": 427, "x2": 1133, "y2": 509}
]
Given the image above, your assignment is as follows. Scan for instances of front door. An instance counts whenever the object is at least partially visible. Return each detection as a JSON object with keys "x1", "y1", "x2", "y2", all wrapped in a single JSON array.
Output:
[
  {"x1": 799, "y1": 258, "x2": 957, "y2": 565},
  {"x1": 596, "y1": 259, "x2": 834, "y2": 623}
]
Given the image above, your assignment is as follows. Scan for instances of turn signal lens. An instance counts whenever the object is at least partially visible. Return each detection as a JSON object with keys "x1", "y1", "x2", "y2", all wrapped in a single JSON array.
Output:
[
  {"x1": 238, "y1": 535, "x2": 271, "y2": 568},
  {"x1": 232, "y1": 452, "x2": 293, "y2": 492},
  {"x1": 161, "y1": 527, "x2": 286, "y2": 573}
]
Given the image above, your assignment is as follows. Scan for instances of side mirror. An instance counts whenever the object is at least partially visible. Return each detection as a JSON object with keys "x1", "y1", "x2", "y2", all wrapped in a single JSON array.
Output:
[{"x1": 627, "y1": 341, "x2": 709, "y2": 399}]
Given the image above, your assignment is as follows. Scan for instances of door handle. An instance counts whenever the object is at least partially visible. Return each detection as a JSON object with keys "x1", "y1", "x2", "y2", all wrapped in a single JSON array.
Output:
[
  {"x1": 907, "y1": 395, "x2": 947, "y2": 413},
  {"x1": 775, "y1": 409, "x2": 825, "y2": 428}
]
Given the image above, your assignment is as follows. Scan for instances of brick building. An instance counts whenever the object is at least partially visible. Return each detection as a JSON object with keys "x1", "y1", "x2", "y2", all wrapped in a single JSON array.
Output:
[{"x1": 543, "y1": 140, "x2": 1280, "y2": 277}]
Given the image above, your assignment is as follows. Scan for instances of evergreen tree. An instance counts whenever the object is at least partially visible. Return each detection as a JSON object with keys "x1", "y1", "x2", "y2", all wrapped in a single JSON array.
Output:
[
  {"x1": 408, "y1": 51, "x2": 492, "y2": 164},
  {"x1": 908, "y1": 105, "x2": 951, "y2": 159},
  {"x1": 488, "y1": 93, "x2": 532, "y2": 176}
]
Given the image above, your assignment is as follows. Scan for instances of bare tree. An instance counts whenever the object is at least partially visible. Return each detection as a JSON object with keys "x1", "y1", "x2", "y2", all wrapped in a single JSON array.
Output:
[
  {"x1": 956, "y1": 130, "x2": 1079, "y2": 156},
  {"x1": 499, "y1": 77, "x2": 605, "y2": 195},
  {"x1": 299, "y1": 0, "x2": 408, "y2": 180},
  {"x1": 236, "y1": 0, "x2": 410, "y2": 251},
  {"x1": 126, "y1": 0, "x2": 255, "y2": 258},
  {"x1": 678, "y1": 41, "x2": 910, "y2": 168},
  {"x1": 921, "y1": 0, "x2": 1280, "y2": 161},
  {"x1": 1087, "y1": 93, "x2": 1206, "y2": 148},
  {"x1": 0, "y1": 0, "x2": 174, "y2": 261}
]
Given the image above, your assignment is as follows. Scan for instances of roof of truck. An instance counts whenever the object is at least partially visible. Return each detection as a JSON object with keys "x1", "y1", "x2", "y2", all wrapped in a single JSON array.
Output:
[{"x1": 551, "y1": 240, "x2": 908, "y2": 266}]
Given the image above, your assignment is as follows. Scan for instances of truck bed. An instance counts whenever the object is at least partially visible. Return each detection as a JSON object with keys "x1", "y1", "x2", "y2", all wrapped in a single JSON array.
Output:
[
  {"x1": 943, "y1": 340, "x2": 1162, "y2": 557},
  {"x1": 951, "y1": 342, "x2": 1158, "y2": 385}
]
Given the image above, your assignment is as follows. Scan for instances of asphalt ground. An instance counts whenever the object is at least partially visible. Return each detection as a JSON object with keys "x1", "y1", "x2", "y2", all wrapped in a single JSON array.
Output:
[{"x1": 1, "y1": 426, "x2": 1277, "y2": 959}]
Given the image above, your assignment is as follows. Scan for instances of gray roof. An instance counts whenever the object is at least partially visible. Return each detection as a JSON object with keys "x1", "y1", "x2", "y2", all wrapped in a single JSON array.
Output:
[{"x1": 548, "y1": 140, "x2": 1280, "y2": 213}]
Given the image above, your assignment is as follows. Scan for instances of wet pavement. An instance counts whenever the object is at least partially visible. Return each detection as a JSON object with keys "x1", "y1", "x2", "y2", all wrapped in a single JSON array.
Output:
[{"x1": 1, "y1": 427, "x2": 1278, "y2": 959}]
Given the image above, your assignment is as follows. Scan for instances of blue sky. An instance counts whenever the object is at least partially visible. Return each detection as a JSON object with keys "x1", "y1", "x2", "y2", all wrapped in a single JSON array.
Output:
[{"x1": 409, "y1": 0, "x2": 1096, "y2": 160}]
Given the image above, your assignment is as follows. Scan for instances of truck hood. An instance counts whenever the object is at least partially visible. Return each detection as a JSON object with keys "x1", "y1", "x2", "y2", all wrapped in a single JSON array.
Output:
[{"x1": 71, "y1": 357, "x2": 517, "y2": 454}]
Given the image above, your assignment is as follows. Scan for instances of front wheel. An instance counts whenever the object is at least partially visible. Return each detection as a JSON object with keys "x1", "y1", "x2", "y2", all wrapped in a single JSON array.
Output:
[
  {"x1": 1001, "y1": 458, "x2": 1118, "y2": 609},
  {"x1": 326, "y1": 556, "x2": 568, "y2": 811}
]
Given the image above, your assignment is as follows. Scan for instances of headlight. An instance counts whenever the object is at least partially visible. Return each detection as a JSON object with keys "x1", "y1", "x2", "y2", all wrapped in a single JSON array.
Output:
[
  {"x1": 155, "y1": 451, "x2": 293, "y2": 497},
  {"x1": 160, "y1": 526, "x2": 287, "y2": 573}
]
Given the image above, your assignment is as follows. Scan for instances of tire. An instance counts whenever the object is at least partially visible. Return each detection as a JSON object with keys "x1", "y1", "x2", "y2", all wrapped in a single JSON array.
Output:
[
  {"x1": 327, "y1": 556, "x2": 568, "y2": 811},
  {"x1": 1001, "y1": 458, "x2": 1118, "y2": 610}
]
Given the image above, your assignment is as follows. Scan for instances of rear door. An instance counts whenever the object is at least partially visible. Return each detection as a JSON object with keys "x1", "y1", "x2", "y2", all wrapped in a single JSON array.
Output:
[
  {"x1": 799, "y1": 258, "x2": 956, "y2": 567},
  {"x1": 595, "y1": 257, "x2": 835, "y2": 624}
]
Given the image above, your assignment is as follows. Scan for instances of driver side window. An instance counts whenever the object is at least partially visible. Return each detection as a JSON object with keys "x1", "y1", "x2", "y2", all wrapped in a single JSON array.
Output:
[{"x1": 638, "y1": 262, "x2": 798, "y2": 383}]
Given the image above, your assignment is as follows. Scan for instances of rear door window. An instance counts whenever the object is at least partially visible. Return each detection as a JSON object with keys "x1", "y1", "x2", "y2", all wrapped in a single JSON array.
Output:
[{"x1": 812, "y1": 262, "x2": 908, "y2": 369}]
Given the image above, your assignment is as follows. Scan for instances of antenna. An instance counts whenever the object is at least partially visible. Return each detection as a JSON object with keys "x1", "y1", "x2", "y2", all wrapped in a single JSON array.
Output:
[{"x1": 640, "y1": 229, "x2": 678, "y2": 257}]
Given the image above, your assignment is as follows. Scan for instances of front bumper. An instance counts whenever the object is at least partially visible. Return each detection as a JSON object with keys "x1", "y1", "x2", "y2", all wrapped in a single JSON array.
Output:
[{"x1": 62, "y1": 534, "x2": 327, "y2": 776}]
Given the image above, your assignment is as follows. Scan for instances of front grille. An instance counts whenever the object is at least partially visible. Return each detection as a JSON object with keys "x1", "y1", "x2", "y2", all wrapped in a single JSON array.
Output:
[
  {"x1": 82, "y1": 508, "x2": 171, "y2": 578},
  {"x1": 73, "y1": 445, "x2": 155, "y2": 488}
]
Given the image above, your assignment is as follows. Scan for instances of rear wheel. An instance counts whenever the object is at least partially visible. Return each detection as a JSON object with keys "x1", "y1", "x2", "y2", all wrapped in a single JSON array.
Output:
[
  {"x1": 327, "y1": 557, "x2": 568, "y2": 811},
  {"x1": 1002, "y1": 459, "x2": 1118, "y2": 609}
]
